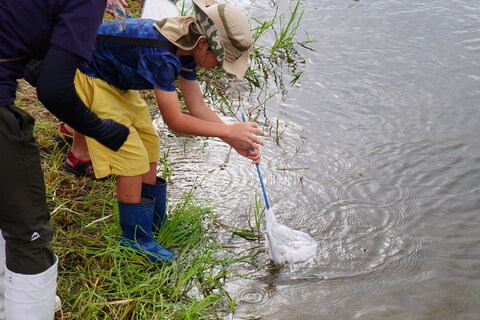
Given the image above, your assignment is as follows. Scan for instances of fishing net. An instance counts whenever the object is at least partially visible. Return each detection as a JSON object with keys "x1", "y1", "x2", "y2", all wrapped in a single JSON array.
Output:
[
  {"x1": 241, "y1": 113, "x2": 317, "y2": 265},
  {"x1": 265, "y1": 207, "x2": 317, "y2": 265}
]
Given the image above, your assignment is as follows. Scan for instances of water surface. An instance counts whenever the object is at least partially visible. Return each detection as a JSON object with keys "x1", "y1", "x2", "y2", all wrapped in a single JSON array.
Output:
[{"x1": 163, "y1": 0, "x2": 480, "y2": 319}]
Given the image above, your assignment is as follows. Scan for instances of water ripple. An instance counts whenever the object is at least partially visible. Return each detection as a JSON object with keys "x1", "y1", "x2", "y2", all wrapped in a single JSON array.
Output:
[
  {"x1": 235, "y1": 285, "x2": 273, "y2": 307},
  {"x1": 313, "y1": 200, "x2": 434, "y2": 282},
  {"x1": 334, "y1": 175, "x2": 418, "y2": 209}
]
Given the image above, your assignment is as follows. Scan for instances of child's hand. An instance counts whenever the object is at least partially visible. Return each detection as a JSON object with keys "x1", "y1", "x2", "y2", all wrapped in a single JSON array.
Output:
[
  {"x1": 225, "y1": 122, "x2": 263, "y2": 164},
  {"x1": 226, "y1": 122, "x2": 264, "y2": 147},
  {"x1": 230, "y1": 141, "x2": 262, "y2": 164}
]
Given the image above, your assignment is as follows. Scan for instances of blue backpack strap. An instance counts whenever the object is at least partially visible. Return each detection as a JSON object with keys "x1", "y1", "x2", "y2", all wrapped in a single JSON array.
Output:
[{"x1": 95, "y1": 34, "x2": 176, "y2": 54}]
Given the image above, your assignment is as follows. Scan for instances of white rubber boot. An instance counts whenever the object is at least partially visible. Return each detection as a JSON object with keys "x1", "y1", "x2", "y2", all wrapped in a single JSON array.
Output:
[
  {"x1": 4, "y1": 255, "x2": 58, "y2": 320},
  {"x1": 0, "y1": 231, "x2": 6, "y2": 320}
]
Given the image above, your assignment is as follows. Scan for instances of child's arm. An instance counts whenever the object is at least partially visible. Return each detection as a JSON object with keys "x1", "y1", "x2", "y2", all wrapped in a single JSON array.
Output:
[
  {"x1": 178, "y1": 77, "x2": 261, "y2": 163},
  {"x1": 154, "y1": 79, "x2": 263, "y2": 161}
]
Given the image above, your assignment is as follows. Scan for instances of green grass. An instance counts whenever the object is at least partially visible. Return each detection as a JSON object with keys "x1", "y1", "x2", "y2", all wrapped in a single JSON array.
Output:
[{"x1": 54, "y1": 199, "x2": 233, "y2": 320}]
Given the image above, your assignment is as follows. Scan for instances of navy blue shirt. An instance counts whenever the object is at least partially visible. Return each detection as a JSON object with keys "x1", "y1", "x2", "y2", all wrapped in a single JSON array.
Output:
[
  {"x1": 80, "y1": 19, "x2": 197, "y2": 92},
  {"x1": 0, "y1": 0, "x2": 106, "y2": 105}
]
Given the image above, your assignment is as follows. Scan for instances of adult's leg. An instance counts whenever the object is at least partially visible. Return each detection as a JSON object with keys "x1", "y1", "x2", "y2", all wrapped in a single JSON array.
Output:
[
  {"x1": 0, "y1": 231, "x2": 5, "y2": 319},
  {"x1": 0, "y1": 106, "x2": 57, "y2": 319},
  {"x1": 0, "y1": 106, "x2": 53, "y2": 273}
]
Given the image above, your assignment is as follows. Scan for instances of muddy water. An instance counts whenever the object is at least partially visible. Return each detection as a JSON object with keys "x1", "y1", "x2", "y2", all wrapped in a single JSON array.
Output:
[{"x1": 160, "y1": 0, "x2": 480, "y2": 319}]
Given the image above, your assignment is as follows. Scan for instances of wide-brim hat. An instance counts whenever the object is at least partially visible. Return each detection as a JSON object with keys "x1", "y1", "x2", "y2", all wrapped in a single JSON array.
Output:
[{"x1": 192, "y1": 0, "x2": 252, "y2": 78}]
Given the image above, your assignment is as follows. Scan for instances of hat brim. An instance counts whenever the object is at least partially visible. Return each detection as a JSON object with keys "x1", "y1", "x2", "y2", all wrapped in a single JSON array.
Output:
[
  {"x1": 192, "y1": 0, "x2": 211, "y2": 11},
  {"x1": 193, "y1": 0, "x2": 250, "y2": 78},
  {"x1": 223, "y1": 50, "x2": 249, "y2": 79}
]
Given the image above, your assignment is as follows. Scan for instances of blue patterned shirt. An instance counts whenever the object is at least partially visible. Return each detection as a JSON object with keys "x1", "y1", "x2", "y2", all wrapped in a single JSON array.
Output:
[{"x1": 80, "y1": 19, "x2": 197, "y2": 92}]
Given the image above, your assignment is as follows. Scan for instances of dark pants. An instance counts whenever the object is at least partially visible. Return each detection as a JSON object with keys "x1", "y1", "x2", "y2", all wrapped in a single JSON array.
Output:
[{"x1": 0, "y1": 105, "x2": 54, "y2": 274}]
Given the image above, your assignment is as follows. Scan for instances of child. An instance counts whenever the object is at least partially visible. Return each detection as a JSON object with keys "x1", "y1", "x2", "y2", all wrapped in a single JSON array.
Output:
[{"x1": 68, "y1": 0, "x2": 264, "y2": 262}]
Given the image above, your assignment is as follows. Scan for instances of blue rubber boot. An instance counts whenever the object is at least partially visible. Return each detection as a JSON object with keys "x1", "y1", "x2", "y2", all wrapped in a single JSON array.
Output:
[
  {"x1": 141, "y1": 177, "x2": 167, "y2": 233},
  {"x1": 118, "y1": 194, "x2": 175, "y2": 262}
]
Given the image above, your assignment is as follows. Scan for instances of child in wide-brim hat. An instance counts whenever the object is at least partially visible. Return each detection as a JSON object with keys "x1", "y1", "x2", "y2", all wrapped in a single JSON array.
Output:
[
  {"x1": 64, "y1": 0, "x2": 264, "y2": 262},
  {"x1": 154, "y1": 0, "x2": 252, "y2": 77}
]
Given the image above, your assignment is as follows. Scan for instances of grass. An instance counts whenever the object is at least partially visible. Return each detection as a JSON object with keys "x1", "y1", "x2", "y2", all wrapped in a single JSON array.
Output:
[
  {"x1": 11, "y1": 1, "x2": 311, "y2": 318},
  {"x1": 53, "y1": 195, "x2": 232, "y2": 319}
]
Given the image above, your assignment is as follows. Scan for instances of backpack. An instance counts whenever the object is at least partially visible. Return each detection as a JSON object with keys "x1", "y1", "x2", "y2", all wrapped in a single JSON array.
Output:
[{"x1": 24, "y1": 35, "x2": 175, "y2": 87}]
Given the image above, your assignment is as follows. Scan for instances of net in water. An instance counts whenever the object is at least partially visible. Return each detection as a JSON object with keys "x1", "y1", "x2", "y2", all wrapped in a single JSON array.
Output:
[{"x1": 265, "y1": 207, "x2": 317, "y2": 265}]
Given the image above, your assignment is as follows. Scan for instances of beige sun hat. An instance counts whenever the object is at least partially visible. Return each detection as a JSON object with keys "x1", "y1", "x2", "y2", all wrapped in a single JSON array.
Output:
[
  {"x1": 192, "y1": 0, "x2": 252, "y2": 78},
  {"x1": 154, "y1": 16, "x2": 204, "y2": 51}
]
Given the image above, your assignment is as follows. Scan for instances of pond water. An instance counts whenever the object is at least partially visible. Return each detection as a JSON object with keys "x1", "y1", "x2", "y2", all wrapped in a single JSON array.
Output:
[{"x1": 162, "y1": 0, "x2": 480, "y2": 319}]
